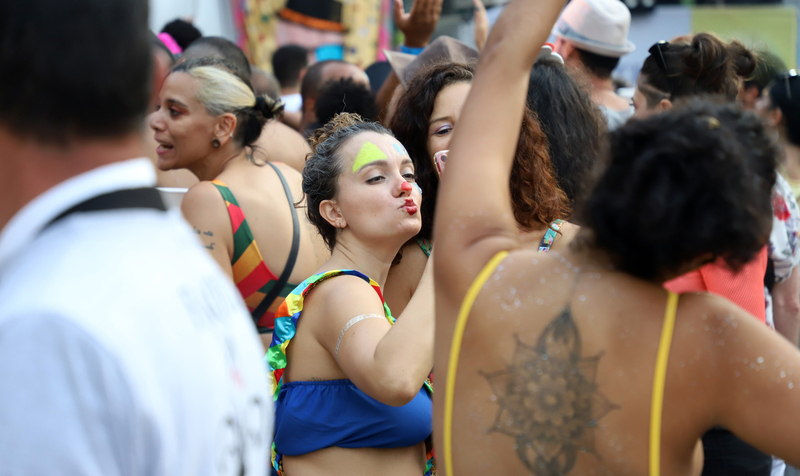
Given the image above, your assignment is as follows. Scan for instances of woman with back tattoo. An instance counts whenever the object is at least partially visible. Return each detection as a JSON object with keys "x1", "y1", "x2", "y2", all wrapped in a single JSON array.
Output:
[{"x1": 432, "y1": 0, "x2": 800, "y2": 474}]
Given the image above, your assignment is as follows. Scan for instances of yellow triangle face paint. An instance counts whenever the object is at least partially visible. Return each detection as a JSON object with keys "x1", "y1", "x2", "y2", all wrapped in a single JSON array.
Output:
[{"x1": 352, "y1": 141, "x2": 388, "y2": 173}]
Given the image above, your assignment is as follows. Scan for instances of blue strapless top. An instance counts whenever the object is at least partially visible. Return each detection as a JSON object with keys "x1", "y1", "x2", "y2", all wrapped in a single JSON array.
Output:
[{"x1": 274, "y1": 379, "x2": 432, "y2": 456}]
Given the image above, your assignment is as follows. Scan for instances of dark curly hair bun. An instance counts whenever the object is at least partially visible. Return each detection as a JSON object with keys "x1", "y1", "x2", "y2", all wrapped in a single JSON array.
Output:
[
  {"x1": 580, "y1": 101, "x2": 776, "y2": 281},
  {"x1": 242, "y1": 95, "x2": 283, "y2": 146},
  {"x1": 640, "y1": 33, "x2": 756, "y2": 107}
]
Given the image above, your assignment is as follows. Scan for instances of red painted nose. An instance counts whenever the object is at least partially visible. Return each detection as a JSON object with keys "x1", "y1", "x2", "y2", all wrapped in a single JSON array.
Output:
[{"x1": 400, "y1": 181, "x2": 412, "y2": 192}]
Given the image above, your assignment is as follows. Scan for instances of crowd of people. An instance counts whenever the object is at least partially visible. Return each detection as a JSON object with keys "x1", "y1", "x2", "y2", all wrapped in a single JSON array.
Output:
[{"x1": 2, "y1": 0, "x2": 800, "y2": 474}]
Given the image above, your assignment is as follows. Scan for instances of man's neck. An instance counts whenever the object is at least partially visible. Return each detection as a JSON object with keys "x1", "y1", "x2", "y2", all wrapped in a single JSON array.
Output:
[
  {"x1": 281, "y1": 86, "x2": 300, "y2": 96},
  {"x1": 0, "y1": 129, "x2": 144, "y2": 231},
  {"x1": 588, "y1": 75, "x2": 630, "y2": 112}
]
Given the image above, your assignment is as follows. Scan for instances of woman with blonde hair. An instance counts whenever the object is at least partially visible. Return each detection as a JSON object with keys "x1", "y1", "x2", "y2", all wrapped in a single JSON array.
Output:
[{"x1": 150, "y1": 58, "x2": 329, "y2": 348}]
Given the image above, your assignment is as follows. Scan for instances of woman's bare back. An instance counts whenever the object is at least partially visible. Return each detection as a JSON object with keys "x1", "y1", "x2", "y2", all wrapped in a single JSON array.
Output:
[
  {"x1": 442, "y1": 248, "x2": 800, "y2": 475},
  {"x1": 217, "y1": 160, "x2": 328, "y2": 286}
]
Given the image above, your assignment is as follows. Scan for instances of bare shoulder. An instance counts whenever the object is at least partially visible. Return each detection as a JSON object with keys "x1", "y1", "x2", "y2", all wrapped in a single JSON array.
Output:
[
  {"x1": 255, "y1": 120, "x2": 310, "y2": 172},
  {"x1": 270, "y1": 161, "x2": 303, "y2": 182},
  {"x1": 180, "y1": 181, "x2": 233, "y2": 264},
  {"x1": 549, "y1": 221, "x2": 580, "y2": 252},
  {"x1": 391, "y1": 242, "x2": 428, "y2": 280},
  {"x1": 303, "y1": 273, "x2": 387, "y2": 324},
  {"x1": 181, "y1": 181, "x2": 227, "y2": 223},
  {"x1": 669, "y1": 290, "x2": 776, "y2": 378}
]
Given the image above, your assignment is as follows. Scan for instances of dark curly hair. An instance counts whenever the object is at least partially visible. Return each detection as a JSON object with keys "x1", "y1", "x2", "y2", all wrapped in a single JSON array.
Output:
[
  {"x1": 639, "y1": 33, "x2": 756, "y2": 107},
  {"x1": 315, "y1": 77, "x2": 379, "y2": 125},
  {"x1": 579, "y1": 101, "x2": 776, "y2": 282},
  {"x1": 302, "y1": 113, "x2": 394, "y2": 250},
  {"x1": 527, "y1": 57, "x2": 604, "y2": 208},
  {"x1": 391, "y1": 61, "x2": 569, "y2": 241}
]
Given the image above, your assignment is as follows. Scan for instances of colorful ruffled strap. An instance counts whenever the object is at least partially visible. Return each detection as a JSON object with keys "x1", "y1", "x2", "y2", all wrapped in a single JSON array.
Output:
[{"x1": 538, "y1": 218, "x2": 566, "y2": 253}]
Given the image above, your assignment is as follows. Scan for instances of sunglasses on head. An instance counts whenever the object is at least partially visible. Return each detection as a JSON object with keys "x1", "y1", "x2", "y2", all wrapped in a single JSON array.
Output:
[
  {"x1": 648, "y1": 41, "x2": 674, "y2": 98},
  {"x1": 777, "y1": 69, "x2": 798, "y2": 100}
]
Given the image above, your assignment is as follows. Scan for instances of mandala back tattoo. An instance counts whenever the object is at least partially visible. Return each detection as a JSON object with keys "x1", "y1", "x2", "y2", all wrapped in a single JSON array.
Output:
[{"x1": 481, "y1": 307, "x2": 619, "y2": 475}]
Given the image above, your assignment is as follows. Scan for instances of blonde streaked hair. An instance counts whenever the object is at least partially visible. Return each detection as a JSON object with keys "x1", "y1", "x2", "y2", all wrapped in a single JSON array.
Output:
[{"x1": 172, "y1": 57, "x2": 283, "y2": 146}]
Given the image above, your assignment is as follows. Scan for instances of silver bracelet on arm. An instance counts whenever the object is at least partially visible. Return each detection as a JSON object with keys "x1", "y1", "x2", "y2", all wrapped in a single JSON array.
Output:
[{"x1": 335, "y1": 313, "x2": 386, "y2": 361}]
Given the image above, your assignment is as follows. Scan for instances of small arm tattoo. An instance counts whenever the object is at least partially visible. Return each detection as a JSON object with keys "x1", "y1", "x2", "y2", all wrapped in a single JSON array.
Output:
[
  {"x1": 480, "y1": 308, "x2": 619, "y2": 475},
  {"x1": 204, "y1": 243, "x2": 215, "y2": 251}
]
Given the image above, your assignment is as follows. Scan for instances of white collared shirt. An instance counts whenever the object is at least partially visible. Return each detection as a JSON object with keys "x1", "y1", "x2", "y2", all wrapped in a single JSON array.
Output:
[{"x1": 0, "y1": 159, "x2": 271, "y2": 475}]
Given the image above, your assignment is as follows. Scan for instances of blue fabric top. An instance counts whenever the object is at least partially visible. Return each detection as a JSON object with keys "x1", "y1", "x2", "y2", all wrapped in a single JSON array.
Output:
[{"x1": 274, "y1": 379, "x2": 432, "y2": 456}]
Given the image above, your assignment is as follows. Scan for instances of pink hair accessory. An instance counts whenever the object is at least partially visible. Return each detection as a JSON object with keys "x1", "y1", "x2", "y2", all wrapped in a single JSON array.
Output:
[{"x1": 157, "y1": 32, "x2": 182, "y2": 54}]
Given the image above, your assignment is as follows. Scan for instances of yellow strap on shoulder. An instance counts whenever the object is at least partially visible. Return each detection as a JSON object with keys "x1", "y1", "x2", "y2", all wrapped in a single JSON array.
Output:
[
  {"x1": 443, "y1": 251, "x2": 509, "y2": 476},
  {"x1": 649, "y1": 291, "x2": 679, "y2": 476}
]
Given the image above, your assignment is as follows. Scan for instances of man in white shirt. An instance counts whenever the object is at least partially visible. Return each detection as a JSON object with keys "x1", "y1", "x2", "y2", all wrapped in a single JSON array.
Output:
[
  {"x1": 552, "y1": 0, "x2": 636, "y2": 130},
  {"x1": 0, "y1": 0, "x2": 272, "y2": 474}
]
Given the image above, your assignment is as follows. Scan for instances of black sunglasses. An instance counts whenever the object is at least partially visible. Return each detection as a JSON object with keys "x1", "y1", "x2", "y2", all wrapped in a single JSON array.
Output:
[
  {"x1": 648, "y1": 41, "x2": 674, "y2": 98},
  {"x1": 777, "y1": 69, "x2": 798, "y2": 100}
]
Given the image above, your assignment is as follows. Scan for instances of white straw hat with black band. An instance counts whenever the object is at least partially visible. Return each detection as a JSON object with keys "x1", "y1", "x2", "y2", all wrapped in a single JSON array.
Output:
[{"x1": 552, "y1": 0, "x2": 635, "y2": 58}]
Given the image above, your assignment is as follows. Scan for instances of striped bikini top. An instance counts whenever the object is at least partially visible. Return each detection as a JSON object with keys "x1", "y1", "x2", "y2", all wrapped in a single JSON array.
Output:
[{"x1": 211, "y1": 178, "x2": 299, "y2": 333}]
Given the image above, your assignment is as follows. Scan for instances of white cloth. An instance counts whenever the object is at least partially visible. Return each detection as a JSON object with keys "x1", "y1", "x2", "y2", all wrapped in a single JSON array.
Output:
[
  {"x1": 0, "y1": 159, "x2": 271, "y2": 476},
  {"x1": 280, "y1": 92, "x2": 303, "y2": 113},
  {"x1": 599, "y1": 104, "x2": 634, "y2": 131},
  {"x1": 765, "y1": 173, "x2": 800, "y2": 330},
  {"x1": 769, "y1": 173, "x2": 800, "y2": 282}
]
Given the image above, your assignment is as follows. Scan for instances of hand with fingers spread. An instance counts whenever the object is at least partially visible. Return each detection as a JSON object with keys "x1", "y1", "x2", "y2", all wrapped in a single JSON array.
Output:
[
  {"x1": 472, "y1": 0, "x2": 489, "y2": 52},
  {"x1": 394, "y1": 0, "x2": 444, "y2": 48}
]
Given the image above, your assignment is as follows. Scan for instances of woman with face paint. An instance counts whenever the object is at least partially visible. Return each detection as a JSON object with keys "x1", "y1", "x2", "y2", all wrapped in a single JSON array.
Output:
[
  {"x1": 267, "y1": 113, "x2": 435, "y2": 476},
  {"x1": 150, "y1": 58, "x2": 330, "y2": 351},
  {"x1": 385, "y1": 61, "x2": 573, "y2": 315}
]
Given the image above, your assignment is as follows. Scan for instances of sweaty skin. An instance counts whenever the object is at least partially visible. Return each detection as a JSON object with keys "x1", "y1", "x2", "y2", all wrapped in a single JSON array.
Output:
[{"x1": 352, "y1": 142, "x2": 388, "y2": 173}]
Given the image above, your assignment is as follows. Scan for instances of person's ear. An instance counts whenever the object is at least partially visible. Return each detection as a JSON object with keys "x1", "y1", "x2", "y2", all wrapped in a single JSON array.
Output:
[
  {"x1": 559, "y1": 40, "x2": 577, "y2": 63},
  {"x1": 741, "y1": 85, "x2": 760, "y2": 110},
  {"x1": 768, "y1": 108, "x2": 784, "y2": 129},
  {"x1": 658, "y1": 98, "x2": 673, "y2": 112},
  {"x1": 320, "y1": 200, "x2": 346, "y2": 229},
  {"x1": 303, "y1": 97, "x2": 317, "y2": 121},
  {"x1": 214, "y1": 113, "x2": 238, "y2": 145}
]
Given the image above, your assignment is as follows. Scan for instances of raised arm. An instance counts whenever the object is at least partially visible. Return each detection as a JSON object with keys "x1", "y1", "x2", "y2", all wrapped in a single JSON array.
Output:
[
  {"x1": 377, "y1": 0, "x2": 443, "y2": 122},
  {"x1": 433, "y1": 0, "x2": 568, "y2": 302}
]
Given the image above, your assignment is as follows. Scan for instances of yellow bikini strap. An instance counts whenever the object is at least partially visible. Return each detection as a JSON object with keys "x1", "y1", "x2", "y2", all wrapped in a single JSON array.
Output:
[
  {"x1": 649, "y1": 291, "x2": 679, "y2": 476},
  {"x1": 443, "y1": 250, "x2": 509, "y2": 476}
]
